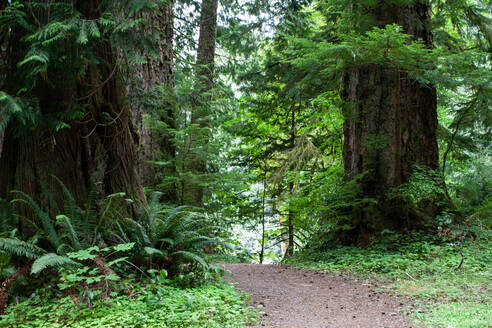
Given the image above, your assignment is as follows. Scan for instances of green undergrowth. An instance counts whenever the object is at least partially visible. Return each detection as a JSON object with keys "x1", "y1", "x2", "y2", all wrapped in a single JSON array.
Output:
[
  {"x1": 0, "y1": 282, "x2": 258, "y2": 328},
  {"x1": 203, "y1": 252, "x2": 253, "y2": 264},
  {"x1": 284, "y1": 229, "x2": 491, "y2": 328}
]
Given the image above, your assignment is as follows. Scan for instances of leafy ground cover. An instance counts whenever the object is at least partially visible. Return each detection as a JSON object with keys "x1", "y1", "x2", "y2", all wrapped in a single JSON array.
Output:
[
  {"x1": 0, "y1": 281, "x2": 258, "y2": 328},
  {"x1": 284, "y1": 229, "x2": 491, "y2": 328}
]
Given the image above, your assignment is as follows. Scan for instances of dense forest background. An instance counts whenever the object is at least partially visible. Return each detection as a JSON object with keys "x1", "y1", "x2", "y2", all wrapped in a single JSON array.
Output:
[{"x1": 0, "y1": 0, "x2": 490, "y2": 327}]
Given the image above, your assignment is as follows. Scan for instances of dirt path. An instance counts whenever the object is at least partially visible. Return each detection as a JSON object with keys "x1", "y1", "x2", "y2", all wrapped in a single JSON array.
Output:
[{"x1": 223, "y1": 263, "x2": 413, "y2": 328}]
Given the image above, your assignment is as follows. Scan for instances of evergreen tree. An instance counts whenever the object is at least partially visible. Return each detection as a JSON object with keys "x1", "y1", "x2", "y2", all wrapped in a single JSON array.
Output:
[
  {"x1": 184, "y1": 0, "x2": 219, "y2": 206},
  {"x1": 340, "y1": 0, "x2": 441, "y2": 243}
]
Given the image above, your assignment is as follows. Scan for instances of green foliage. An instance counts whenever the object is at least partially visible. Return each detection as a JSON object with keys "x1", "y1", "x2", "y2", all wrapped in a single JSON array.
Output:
[
  {"x1": 0, "y1": 0, "x2": 162, "y2": 135},
  {"x1": 228, "y1": 0, "x2": 492, "y2": 252},
  {"x1": 0, "y1": 0, "x2": 491, "y2": 325},
  {"x1": 413, "y1": 301, "x2": 491, "y2": 328},
  {"x1": 0, "y1": 238, "x2": 44, "y2": 260},
  {"x1": 114, "y1": 192, "x2": 222, "y2": 275},
  {"x1": 447, "y1": 148, "x2": 492, "y2": 221},
  {"x1": 391, "y1": 166, "x2": 448, "y2": 207},
  {"x1": 203, "y1": 251, "x2": 253, "y2": 264},
  {"x1": 0, "y1": 200, "x2": 17, "y2": 234},
  {"x1": 8, "y1": 185, "x2": 110, "y2": 256},
  {"x1": 12, "y1": 191, "x2": 62, "y2": 249},
  {"x1": 0, "y1": 282, "x2": 258, "y2": 328},
  {"x1": 0, "y1": 92, "x2": 23, "y2": 131},
  {"x1": 31, "y1": 253, "x2": 79, "y2": 275},
  {"x1": 0, "y1": 183, "x2": 225, "y2": 312},
  {"x1": 54, "y1": 244, "x2": 135, "y2": 304}
]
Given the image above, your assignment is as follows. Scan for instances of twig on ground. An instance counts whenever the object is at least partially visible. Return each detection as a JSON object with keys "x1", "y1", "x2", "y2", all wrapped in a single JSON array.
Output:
[
  {"x1": 405, "y1": 272, "x2": 417, "y2": 281},
  {"x1": 455, "y1": 247, "x2": 464, "y2": 271}
]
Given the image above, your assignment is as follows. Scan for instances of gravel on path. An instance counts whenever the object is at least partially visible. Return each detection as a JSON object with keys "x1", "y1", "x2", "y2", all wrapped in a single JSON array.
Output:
[{"x1": 223, "y1": 263, "x2": 414, "y2": 328}]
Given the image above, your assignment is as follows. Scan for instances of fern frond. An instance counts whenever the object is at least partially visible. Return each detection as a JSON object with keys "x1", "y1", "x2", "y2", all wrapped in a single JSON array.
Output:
[
  {"x1": 52, "y1": 175, "x2": 82, "y2": 220},
  {"x1": 0, "y1": 238, "x2": 44, "y2": 259},
  {"x1": 88, "y1": 21, "x2": 100, "y2": 38},
  {"x1": 146, "y1": 191, "x2": 165, "y2": 238},
  {"x1": 165, "y1": 206, "x2": 191, "y2": 221},
  {"x1": 155, "y1": 238, "x2": 174, "y2": 249},
  {"x1": 0, "y1": 199, "x2": 18, "y2": 233},
  {"x1": 165, "y1": 215, "x2": 197, "y2": 237},
  {"x1": 171, "y1": 250, "x2": 209, "y2": 269},
  {"x1": 0, "y1": 91, "x2": 23, "y2": 131},
  {"x1": 39, "y1": 180, "x2": 61, "y2": 214},
  {"x1": 144, "y1": 246, "x2": 164, "y2": 257},
  {"x1": 17, "y1": 52, "x2": 49, "y2": 68},
  {"x1": 12, "y1": 191, "x2": 61, "y2": 248},
  {"x1": 186, "y1": 236, "x2": 220, "y2": 249},
  {"x1": 148, "y1": 191, "x2": 163, "y2": 208},
  {"x1": 126, "y1": 217, "x2": 151, "y2": 245},
  {"x1": 85, "y1": 186, "x2": 101, "y2": 246},
  {"x1": 56, "y1": 215, "x2": 81, "y2": 250},
  {"x1": 31, "y1": 253, "x2": 80, "y2": 274},
  {"x1": 112, "y1": 221, "x2": 130, "y2": 244}
]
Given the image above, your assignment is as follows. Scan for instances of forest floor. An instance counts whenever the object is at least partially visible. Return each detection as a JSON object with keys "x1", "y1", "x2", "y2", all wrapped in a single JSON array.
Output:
[{"x1": 224, "y1": 263, "x2": 414, "y2": 328}]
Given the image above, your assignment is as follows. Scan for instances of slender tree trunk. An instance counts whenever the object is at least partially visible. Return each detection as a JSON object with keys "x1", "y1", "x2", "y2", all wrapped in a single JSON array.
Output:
[
  {"x1": 184, "y1": 0, "x2": 218, "y2": 206},
  {"x1": 286, "y1": 195, "x2": 294, "y2": 256},
  {"x1": 259, "y1": 170, "x2": 267, "y2": 264},
  {"x1": 0, "y1": 1, "x2": 144, "y2": 227},
  {"x1": 341, "y1": 1, "x2": 439, "y2": 244},
  {"x1": 286, "y1": 107, "x2": 296, "y2": 256},
  {"x1": 125, "y1": 1, "x2": 176, "y2": 200}
]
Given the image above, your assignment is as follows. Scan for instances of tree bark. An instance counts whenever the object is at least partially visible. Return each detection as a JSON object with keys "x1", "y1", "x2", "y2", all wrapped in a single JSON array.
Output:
[
  {"x1": 125, "y1": 1, "x2": 176, "y2": 200},
  {"x1": 341, "y1": 1, "x2": 439, "y2": 244},
  {"x1": 259, "y1": 169, "x2": 267, "y2": 264},
  {"x1": 286, "y1": 107, "x2": 296, "y2": 257},
  {"x1": 0, "y1": 1, "x2": 144, "y2": 227},
  {"x1": 0, "y1": 0, "x2": 9, "y2": 160},
  {"x1": 184, "y1": 0, "x2": 218, "y2": 207},
  {"x1": 0, "y1": 130, "x2": 3, "y2": 157}
]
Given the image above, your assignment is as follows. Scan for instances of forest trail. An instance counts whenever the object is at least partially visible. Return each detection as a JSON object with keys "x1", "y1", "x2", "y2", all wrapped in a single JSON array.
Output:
[{"x1": 224, "y1": 263, "x2": 413, "y2": 328}]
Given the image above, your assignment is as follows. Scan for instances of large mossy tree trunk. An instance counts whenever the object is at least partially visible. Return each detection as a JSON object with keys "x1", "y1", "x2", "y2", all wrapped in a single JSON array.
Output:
[
  {"x1": 184, "y1": 0, "x2": 218, "y2": 207},
  {"x1": 341, "y1": 1, "x2": 440, "y2": 244},
  {"x1": 0, "y1": 1, "x2": 144, "y2": 228},
  {"x1": 125, "y1": 1, "x2": 176, "y2": 200},
  {"x1": 0, "y1": 130, "x2": 3, "y2": 157},
  {"x1": 0, "y1": 0, "x2": 10, "y2": 159}
]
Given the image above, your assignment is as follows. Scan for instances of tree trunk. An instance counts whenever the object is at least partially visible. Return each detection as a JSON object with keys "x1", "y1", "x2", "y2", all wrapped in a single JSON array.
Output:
[
  {"x1": 195, "y1": 0, "x2": 218, "y2": 93},
  {"x1": 0, "y1": 0, "x2": 9, "y2": 160},
  {"x1": 286, "y1": 107, "x2": 296, "y2": 257},
  {"x1": 0, "y1": 130, "x2": 3, "y2": 158},
  {"x1": 0, "y1": 1, "x2": 144, "y2": 227},
  {"x1": 184, "y1": 0, "x2": 218, "y2": 207},
  {"x1": 259, "y1": 170, "x2": 267, "y2": 264},
  {"x1": 125, "y1": 1, "x2": 176, "y2": 200},
  {"x1": 341, "y1": 1, "x2": 439, "y2": 244}
]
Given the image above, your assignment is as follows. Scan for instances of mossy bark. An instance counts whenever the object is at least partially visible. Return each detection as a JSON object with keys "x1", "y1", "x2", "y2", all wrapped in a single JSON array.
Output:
[
  {"x1": 341, "y1": 1, "x2": 440, "y2": 244},
  {"x1": 0, "y1": 1, "x2": 144, "y2": 228},
  {"x1": 124, "y1": 1, "x2": 176, "y2": 200}
]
